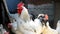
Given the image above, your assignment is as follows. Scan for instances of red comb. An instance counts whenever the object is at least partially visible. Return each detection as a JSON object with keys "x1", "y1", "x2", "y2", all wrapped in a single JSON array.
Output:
[
  {"x1": 17, "y1": 2, "x2": 24, "y2": 8},
  {"x1": 17, "y1": 2, "x2": 24, "y2": 14}
]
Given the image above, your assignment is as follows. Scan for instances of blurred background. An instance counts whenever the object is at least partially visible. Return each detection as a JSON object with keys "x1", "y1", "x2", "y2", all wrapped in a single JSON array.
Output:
[{"x1": 0, "y1": 0, "x2": 60, "y2": 34}]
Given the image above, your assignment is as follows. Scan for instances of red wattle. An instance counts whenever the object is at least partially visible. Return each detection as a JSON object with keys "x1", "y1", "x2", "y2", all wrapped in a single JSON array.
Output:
[{"x1": 17, "y1": 7, "x2": 23, "y2": 14}]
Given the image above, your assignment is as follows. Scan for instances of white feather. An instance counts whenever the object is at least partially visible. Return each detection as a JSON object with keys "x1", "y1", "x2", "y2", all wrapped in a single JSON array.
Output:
[
  {"x1": 56, "y1": 20, "x2": 60, "y2": 34},
  {"x1": 42, "y1": 22, "x2": 58, "y2": 34}
]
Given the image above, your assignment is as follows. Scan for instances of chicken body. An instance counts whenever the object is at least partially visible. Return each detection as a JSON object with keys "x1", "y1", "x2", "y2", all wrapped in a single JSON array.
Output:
[
  {"x1": 8, "y1": 2, "x2": 43, "y2": 34},
  {"x1": 42, "y1": 22, "x2": 58, "y2": 34}
]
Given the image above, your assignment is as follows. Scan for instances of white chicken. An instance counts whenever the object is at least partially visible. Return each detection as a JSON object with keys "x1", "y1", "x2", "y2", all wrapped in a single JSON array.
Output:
[
  {"x1": 56, "y1": 20, "x2": 60, "y2": 34},
  {"x1": 16, "y1": 2, "x2": 43, "y2": 34},
  {"x1": 40, "y1": 14, "x2": 58, "y2": 34},
  {"x1": 42, "y1": 22, "x2": 58, "y2": 34},
  {"x1": 8, "y1": 2, "x2": 43, "y2": 34}
]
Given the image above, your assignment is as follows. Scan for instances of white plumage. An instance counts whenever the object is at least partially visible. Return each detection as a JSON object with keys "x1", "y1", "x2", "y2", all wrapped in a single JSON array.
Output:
[
  {"x1": 34, "y1": 18, "x2": 43, "y2": 34},
  {"x1": 20, "y1": 6, "x2": 30, "y2": 22},
  {"x1": 56, "y1": 20, "x2": 60, "y2": 34},
  {"x1": 9, "y1": 3, "x2": 43, "y2": 34},
  {"x1": 42, "y1": 22, "x2": 58, "y2": 34}
]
